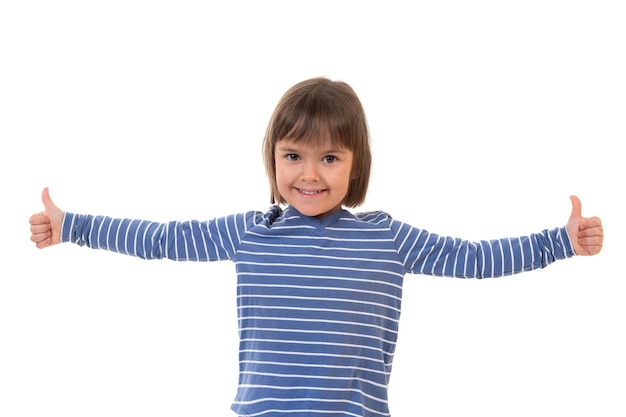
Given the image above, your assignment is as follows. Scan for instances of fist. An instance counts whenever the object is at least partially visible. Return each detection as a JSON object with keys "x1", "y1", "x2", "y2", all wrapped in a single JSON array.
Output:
[
  {"x1": 29, "y1": 187, "x2": 64, "y2": 249},
  {"x1": 566, "y1": 195, "x2": 603, "y2": 256}
]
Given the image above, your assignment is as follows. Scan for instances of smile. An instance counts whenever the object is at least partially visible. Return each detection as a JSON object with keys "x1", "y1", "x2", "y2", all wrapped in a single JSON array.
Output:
[{"x1": 297, "y1": 188, "x2": 325, "y2": 196}]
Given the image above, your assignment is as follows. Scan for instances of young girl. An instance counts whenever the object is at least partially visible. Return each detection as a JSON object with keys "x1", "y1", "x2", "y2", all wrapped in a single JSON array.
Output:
[{"x1": 29, "y1": 77, "x2": 604, "y2": 417}]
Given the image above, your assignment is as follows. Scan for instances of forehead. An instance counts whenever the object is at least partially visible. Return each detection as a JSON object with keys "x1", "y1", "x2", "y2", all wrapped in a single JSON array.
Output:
[
  {"x1": 276, "y1": 137, "x2": 350, "y2": 153},
  {"x1": 277, "y1": 121, "x2": 351, "y2": 149}
]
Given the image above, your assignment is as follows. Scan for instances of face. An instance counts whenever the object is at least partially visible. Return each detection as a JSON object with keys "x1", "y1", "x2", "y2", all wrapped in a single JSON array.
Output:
[{"x1": 274, "y1": 138, "x2": 354, "y2": 219}]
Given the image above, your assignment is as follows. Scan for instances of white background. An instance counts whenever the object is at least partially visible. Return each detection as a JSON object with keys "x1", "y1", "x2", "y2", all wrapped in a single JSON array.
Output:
[{"x1": 1, "y1": 1, "x2": 624, "y2": 416}]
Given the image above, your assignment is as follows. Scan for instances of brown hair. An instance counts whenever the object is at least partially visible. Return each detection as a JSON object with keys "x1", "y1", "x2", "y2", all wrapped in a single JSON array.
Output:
[{"x1": 262, "y1": 77, "x2": 372, "y2": 208}]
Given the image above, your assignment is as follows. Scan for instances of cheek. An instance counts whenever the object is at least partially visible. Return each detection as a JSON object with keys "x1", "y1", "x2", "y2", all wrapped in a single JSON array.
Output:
[
  {"x1": 274, "y1": 168, "x2": 290, "y2": 191},
  {"x1": 274, "y1": 163, "x2": 285, "y2": 180},
  {"x1": 273, "y1": 160, "x2": 284, "y2": 181},
  {"x1": 340, "y1": 165, "x2": 354, "y2": 186}
]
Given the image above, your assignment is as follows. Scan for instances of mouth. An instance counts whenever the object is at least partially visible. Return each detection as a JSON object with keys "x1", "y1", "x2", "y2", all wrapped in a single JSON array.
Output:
[{"x1": 296, "y1": 188, "x2": 325, "y2": 196}]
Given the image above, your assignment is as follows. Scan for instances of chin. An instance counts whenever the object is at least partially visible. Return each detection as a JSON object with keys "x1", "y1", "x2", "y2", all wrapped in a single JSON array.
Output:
[{"x1": 299, "y1": 207, "x2": 324, "y2": 217}]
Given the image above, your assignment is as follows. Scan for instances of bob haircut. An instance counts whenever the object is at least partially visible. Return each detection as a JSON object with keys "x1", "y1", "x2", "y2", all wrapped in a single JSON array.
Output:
[{"x1": 262, "y1": 77, "x2": 372, "y2": 208}]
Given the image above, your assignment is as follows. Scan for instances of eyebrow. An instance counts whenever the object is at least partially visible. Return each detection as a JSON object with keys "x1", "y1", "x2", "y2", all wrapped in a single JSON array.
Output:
[{"x1": 276, "y1": 144, "x2": 348, "y2": 154}]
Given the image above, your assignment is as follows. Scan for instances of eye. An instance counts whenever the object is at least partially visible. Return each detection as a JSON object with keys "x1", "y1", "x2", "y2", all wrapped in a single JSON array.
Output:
[
  {"x1": 286, "y1": 153, "x2": 300, "y2": 161},
  {"x1": 323, "y1": 155, "x2": 338, "y2": 163}
]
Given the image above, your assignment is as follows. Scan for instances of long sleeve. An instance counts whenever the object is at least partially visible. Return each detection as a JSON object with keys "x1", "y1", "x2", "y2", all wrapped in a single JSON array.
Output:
[
  {"x1": 60, "y1": 211, "x2": 261, "y2": 262},
  {"x1": 391, "y1": 219, "x2": 576, "y2": 278}
]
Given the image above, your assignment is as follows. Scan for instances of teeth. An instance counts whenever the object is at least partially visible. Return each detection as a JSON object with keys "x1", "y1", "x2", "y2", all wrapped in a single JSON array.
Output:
[{"x1": 300, "y1": 189, "x2": 321, "y2": 195}]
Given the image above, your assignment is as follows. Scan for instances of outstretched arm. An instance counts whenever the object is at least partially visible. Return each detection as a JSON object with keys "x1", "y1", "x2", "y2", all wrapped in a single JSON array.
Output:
[
  {"x1": 29, "y1": 187, "x2": 257, "y2": 262},
  {"x1": 566, "y1": 195, "x2": 603, "y2": 256},
  {"x1": 29, "y1": 187, "x2": 64, "y2": 249},
  {"x1": 394, "y1": 195, "x2": 603, "y2": 278}
]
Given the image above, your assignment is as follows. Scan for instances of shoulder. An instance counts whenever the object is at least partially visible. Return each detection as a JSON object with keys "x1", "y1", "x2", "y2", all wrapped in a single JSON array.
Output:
[
  {"x1": 236, "y1": 205, "x2": 287, "y2": 229},
  {"x1": 351, "y1": 210, "x2": 392, "y2": 222},
  {"x1": 344, "y1": 210, "x2": 422, "y2": 235},
  {"x1": 340, "y1": 209, "x2": 395, "y2": 229},
  {"x1": 206, "y1": 206, "x2": 282, "y2": 233}
]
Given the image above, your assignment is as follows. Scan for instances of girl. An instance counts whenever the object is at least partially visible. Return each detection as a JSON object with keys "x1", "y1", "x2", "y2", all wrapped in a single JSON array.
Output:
[{"x1": 29, "y1": 77, "x2": 603, "y2": 417}]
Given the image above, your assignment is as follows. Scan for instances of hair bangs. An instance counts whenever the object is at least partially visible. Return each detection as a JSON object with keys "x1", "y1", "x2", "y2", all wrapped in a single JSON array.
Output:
[{"x1": 282, "y1": 110, "x2": 353, "y2": 150}]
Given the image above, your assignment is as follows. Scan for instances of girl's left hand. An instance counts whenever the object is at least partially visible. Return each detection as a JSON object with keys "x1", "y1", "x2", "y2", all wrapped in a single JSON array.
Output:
[{"x1": 566, "y1": 195, "x2": 603, "y2": 256}]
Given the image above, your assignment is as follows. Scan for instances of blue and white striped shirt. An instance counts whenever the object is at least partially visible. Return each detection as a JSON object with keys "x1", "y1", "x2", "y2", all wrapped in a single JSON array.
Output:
[{"x1": 61, "y1": 205, "x2": 575, "y2": 417}]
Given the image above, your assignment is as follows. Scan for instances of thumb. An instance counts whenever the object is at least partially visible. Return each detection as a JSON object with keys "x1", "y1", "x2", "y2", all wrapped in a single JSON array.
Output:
[
  {"x1": 38, "y1": 187, "x2": 64, "y2": 246},
  {"x1": 569, "y1": 195, "x2": 582, "y2": 221},
  {"x1": 42, "y1": 187, "x2": 57, "y2": 213},
  {"x1": 566, "y1": 195, "x2": 585, "y2": 256},
  {"x1": 41, "y1": 187, "x2": 63, "y2": 222}
]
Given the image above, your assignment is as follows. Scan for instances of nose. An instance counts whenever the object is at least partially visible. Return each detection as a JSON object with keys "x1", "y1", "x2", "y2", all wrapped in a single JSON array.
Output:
[{"x1": 300, "y1": 160, "x2": 319, "y2": 182}]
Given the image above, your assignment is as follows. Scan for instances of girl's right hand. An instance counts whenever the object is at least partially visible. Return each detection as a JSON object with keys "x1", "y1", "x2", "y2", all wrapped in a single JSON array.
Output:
[{"x1": 29, "y1": 187, "x2": 64, "y2": 249}]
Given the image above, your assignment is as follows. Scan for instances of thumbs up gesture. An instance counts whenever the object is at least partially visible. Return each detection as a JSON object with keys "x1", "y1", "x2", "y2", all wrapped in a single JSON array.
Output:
[
  {"x1": 29, "y1": 187, "x2": 64, "y2": 249},
  {"x1": 566, "y1": 195, "x2": 603, "y2": 256}
]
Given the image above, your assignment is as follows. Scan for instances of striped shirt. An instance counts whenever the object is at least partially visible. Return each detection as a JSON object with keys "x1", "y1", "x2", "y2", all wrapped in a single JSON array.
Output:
[{"x1": 61, "y1": 205, "x2": 575, "y2": 417}]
